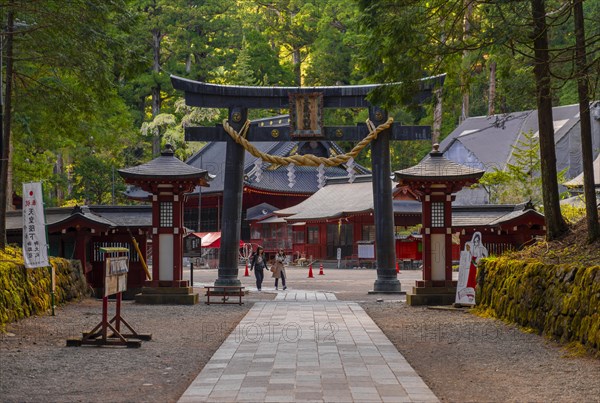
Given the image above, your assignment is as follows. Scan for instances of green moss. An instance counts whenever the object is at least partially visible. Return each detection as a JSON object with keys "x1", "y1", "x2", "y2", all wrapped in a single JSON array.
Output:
[
  {"x1": 478, "y1": 258, "x2": 599, "y2": 355},
  {"x1": 0, "y1": 247, "x2": 89, "y2": 327}
]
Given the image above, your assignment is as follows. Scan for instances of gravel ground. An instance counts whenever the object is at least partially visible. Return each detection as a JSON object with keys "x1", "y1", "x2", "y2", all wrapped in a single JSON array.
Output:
[{"x1": 1, "y1": 267, "x2": 599, "y2": 402}]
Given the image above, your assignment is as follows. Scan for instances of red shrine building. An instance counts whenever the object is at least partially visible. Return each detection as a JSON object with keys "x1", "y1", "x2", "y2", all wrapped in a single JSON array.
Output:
[{"x1": 248, "y1": 176, "x2": 545, "y2": 266}]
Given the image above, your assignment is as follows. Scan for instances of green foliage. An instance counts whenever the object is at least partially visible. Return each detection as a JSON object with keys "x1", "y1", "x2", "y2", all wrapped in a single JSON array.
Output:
[
  {"x1": 70, "y1": 153, "x2": 124, "y2": 205},
  {"x1": 560, "y1": 203, "x2": 586, "y2": 225},
  {"x1": 477, "y1": 130, "x2": 568, "y2": 206},
  {"x1": 4, "y1": 0, "x2": 599, "y2": 207}
]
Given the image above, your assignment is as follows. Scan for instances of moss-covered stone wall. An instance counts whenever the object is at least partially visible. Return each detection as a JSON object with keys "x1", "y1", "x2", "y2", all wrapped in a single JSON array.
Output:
[
  {"x1": 0, "y1": 246, "x2": 89, "y2": 327},
  {"x1": 477, "y1": 257, "x2": 599, "y2": 354}
]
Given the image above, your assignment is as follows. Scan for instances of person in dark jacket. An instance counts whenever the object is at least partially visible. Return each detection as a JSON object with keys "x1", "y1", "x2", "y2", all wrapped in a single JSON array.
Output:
[{"x1": 250, "y1": 246, "x2": 267, "y2": 291}]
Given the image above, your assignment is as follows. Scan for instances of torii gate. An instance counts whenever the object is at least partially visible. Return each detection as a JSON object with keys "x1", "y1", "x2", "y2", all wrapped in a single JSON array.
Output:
[{"x1": 171, "y1": 75, "x2": 444, "y2": 293}]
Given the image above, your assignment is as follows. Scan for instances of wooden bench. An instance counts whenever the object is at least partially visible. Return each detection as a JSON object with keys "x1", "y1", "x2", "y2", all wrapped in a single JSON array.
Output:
[{"x1": 204, "y1": 286, "x2": 245, "y2": 305}]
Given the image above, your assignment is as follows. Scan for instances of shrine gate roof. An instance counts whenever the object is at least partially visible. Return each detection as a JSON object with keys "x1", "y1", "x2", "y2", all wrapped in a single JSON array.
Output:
[{"x1": 171, "y1": 75, "x2": 445, "y2": 109}]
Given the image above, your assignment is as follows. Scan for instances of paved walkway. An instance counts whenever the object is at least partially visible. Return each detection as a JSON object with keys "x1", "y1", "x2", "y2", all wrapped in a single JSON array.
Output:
[{"x1": 179, "y1": 291, "x2": 438, "y2": 402}]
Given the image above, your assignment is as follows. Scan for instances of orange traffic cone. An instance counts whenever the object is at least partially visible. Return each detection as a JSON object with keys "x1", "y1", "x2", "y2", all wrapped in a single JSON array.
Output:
[
  {"x1": 396, "y1": 261, "x2": 400, "y2": 273},
  {"x1": 308, "y1": 264, "x2": 314, "y2": 278},
  {"x1": 319, "y1": 263, "x2": 324, "y2": 275},
  {"x1": 244, "y1": 263, "x2": 250, "y2": 277}
]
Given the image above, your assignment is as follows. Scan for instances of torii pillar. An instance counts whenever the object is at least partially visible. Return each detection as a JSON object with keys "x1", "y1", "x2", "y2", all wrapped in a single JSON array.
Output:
[
  {"x1": 394, "y1": 144, "x2": 484, "y2": 305},
  {"x1": 119, "y1": 144, "x2": 212, "y2": 304}
]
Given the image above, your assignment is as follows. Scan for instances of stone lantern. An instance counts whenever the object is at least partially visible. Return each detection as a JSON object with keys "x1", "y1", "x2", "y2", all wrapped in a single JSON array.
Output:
[
  {"x1": 394, "y1": 144, "x2": 484, "y2": 305},
  {"x1": 119, "y1": 144, "x2": 213, "y2": 304}
]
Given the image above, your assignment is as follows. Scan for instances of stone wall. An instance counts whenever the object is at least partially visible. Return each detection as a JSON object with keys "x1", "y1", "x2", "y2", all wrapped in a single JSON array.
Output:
[
  {"x1": 477, "y1": 257, "x2": 599, "y2": 354},
  {"x1": 0, "y1": 246, "x2": 89, "y2": 326}
]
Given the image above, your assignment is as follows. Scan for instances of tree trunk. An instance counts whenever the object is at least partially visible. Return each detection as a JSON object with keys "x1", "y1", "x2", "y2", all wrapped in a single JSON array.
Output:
[
  {"x1": 151, "y1": 28, "x2": 162, "y2": 157},
  {"x1": 55, "y1": 152, "x2": 64, "y2": 203},
  {"x1": 0, "y1": 10, "x2": 14, "y2": 249},
  {"x1": 573, "y1": 0, "x2": 600, "y2": 242},
  {"x1": 459, "y1": 0, "x2": 473, "y2": 124},
  {"x1": 292, "y1": 48, "x2": 301, "y2": 86},
  {"x1": 433, "y1": 87, "x2": 442, "y2": 144},
  {"x1": 488, "y1": 61, "x2": 496, "y2": 116},
  {"x1": 531, "y1": 0, "x2": 568, "y2": 240},
  {"x1": 6, "y1": 131, "x2": 14, "y2": 210}
]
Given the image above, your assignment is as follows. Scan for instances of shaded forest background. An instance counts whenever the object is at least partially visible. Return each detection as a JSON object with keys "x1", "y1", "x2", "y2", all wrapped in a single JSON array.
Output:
[{"x1": 0, "y1": 0, "x2": 599, "y2": 207}]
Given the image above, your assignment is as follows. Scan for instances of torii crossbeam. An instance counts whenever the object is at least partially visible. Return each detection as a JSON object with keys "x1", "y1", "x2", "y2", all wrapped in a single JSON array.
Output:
[{"x1": 171, "y1": 75, "x2": 444, "y2": 293}]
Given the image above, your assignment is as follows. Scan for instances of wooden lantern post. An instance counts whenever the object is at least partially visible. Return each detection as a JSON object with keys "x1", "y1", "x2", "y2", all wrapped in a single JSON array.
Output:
[
  {"x1": 394, "y1": 144, "x2": 484, "y2": 305},
  {"x1": 119, "y1": 144, "x2": 212, "y2": 304}
]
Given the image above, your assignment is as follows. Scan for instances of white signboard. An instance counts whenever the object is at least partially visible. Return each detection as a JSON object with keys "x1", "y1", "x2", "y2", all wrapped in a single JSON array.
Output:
[
  {"x1": 22, "y1": 182, "x2": 49, "y2": 268},
  {"x1": 455, "y1": 232, "x2": 488, "y2": 306},
  {"x1": 357, "y1": 244, "x2": 374, "y2": 259}
]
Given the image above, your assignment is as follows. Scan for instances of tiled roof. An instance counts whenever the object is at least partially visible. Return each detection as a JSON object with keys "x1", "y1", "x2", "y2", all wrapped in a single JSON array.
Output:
[
  {"x1": 277, "y1": 180, "x2": 387, "y2": 221},
  {"x1": 6, "y1": 205, "x2": 152, "y2": 232},
  {"x1": 119, "y1": 145, "x2": 211, "y2": 182},
  {"x1": 451, "y1": 204, "x2": 542, "y2": 227},
  {"x1": 563, "y1": 155, "x2": 600, "y2": 187},
  {"x1": 440, "y1": 103, "x2": 600, "y2": 181},
  {"x1": 395, "y1": 145, "x2": 485, "y2": 182},
  {"x1": 184, "y1": 116, "x2": 370, "y2": 195},
  {"x1": 47, "y1": 205, "x2": 115, "y2": 230},
  {"x1": 247, "y1": 165, "x2": 352, "y2": 194},
  {"x1": 257, "y1": 215, "x2": 287, "y2": 224},
  {"x1": 452, "y1": 208, "x2": 513, "y2": 227},
  {"x1": 246, "y1": 203, "x2": 279, "y2": 221}
]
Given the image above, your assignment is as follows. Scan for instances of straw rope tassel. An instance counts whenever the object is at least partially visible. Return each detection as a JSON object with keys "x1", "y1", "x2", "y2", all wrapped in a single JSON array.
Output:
[{"x1": 222, "y1": 117, "x2": 394, "y2": 167}]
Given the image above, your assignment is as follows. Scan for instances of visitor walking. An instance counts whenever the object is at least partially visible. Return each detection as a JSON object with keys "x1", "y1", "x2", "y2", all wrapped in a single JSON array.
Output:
[
  {"x1": 250, "y1": 246, "x2": 267, "y2": 291},
  {"x1": 272, "y1": 249, "x2": 287, "y2": 290}
]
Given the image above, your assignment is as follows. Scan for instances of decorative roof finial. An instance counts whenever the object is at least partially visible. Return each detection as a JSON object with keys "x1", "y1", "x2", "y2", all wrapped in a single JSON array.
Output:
[
  {"x1": 430, "y1": 143, "x2": 442, "y2": 157},
  {"x1": 161, "y1": 143, "x2": 175, "y2": 156}
]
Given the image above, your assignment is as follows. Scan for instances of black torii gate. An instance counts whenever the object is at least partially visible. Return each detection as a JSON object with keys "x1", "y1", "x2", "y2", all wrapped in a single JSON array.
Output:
[{"x1": 171, "y1": 75, "x2": 443, "y2": 293}]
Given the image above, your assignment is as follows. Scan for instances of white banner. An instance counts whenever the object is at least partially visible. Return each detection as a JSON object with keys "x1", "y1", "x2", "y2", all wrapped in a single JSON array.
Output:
[
  {"x1": 22, "y1": 182, "x2": 49, "y2": 268},
  {"x1": 455, "y1": 232, "x2": 488, "y2": 306}
]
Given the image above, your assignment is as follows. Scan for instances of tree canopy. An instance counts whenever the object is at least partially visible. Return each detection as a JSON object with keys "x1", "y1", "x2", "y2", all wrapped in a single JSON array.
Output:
[{"x1": 1, "y1": 0, "x2": 598, "y2": 247}]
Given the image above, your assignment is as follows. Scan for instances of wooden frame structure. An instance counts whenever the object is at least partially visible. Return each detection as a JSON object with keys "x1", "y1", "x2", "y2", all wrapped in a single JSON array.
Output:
[{"x1": 67, "y1": 247, "x2": 151, "y2": 347}]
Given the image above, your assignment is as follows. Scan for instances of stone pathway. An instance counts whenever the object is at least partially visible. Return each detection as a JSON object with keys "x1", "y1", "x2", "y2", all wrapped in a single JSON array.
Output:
[{"x1": 179, "y1": 291, "x2": 438, "y2": 402}]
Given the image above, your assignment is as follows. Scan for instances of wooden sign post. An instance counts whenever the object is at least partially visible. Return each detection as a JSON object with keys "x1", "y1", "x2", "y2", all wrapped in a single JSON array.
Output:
[{"x1": 67, "y1": 247, "x2": 151, "y2": 348}]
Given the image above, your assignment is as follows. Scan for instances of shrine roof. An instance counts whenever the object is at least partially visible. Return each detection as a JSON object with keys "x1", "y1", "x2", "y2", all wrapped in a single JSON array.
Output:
[
  {"x1": 394, "y1": 144, "x2": 485, "y2": 183},
  {"x1": 439, "y1": 103, "x2": 585, "y2": 172},
  {"x1": 563, "y1": 155, "x2": 600, "y2": 187},
  {"x1": 275, "y1": 178, "x2": 421, "y2": 221},
  {"x1": 119, "y1": 145, "x2": 212, "y2": 182},
  {"x1": 5, "y1": 205, "x2": 152, "y2": 233},
  {"x1": 183, "y1": 117, "x2": 370, "y2": 195},
  {"x1": 256, "y1": 215, "x2": 287, "y2": 224},
  {"x1": 47, "y1": 205, "x2": 115, "y2": 231},
  {"x1": 246, "y1": 202, "x2": 279, "y2": 221},
  {"x1": 276, "y1": 180, "x2": 373, "y2": 220},
  {"x1": 451, "y1": 203, "x2": 543, "y2": 228}
]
